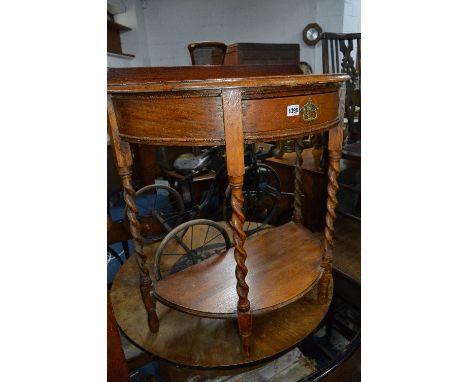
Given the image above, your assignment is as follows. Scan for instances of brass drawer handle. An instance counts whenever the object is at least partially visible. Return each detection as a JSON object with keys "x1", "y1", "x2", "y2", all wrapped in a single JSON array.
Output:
[{"x1": 301, "y1": 98, "x2": 319, "y2": 122}]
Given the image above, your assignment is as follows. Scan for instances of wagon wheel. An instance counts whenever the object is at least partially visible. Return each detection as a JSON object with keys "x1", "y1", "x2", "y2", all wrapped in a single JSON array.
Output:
[
  {"x1": 124, "y1": 184, "x2": 185, "y2": 243},
  {"x1": 223, "y1": 163, "x2": 281, "y2": 236},
  {"x1": 154, "y1": 219, "x2": 231, "y2": 281}
]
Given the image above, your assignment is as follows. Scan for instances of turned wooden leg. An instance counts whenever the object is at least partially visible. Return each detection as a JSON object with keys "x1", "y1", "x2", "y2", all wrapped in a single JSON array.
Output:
[
  {"x1": 318, "y1": 132, "x2": 342, "y2": 304},
  {"x1": 318, "y1": 84, "x2": 345, "y2": 304},
  {"x1": 238, "y1": 311, "x2": 252, "y2": 357},
  {"x1": 120, "y1": 167, "x2": 159, "y2": 332},
  {"x1": 222, "y1": 89, "x2": 252, "y2": 357},
  {"x1": 292, "y1": 138, "x2": 304, "y2": 224},
  {"x1": 108, "y1": 97, "x2": 159, "y2": 332},
  {"x1": 231, "y1": 176, "x2": 252, "y2": 357}
]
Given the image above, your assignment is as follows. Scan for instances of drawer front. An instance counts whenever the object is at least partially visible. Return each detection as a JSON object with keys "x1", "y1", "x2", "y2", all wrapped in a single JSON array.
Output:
[{"x1": 242, "y1": 91, "x2": 339, "y2": 141}]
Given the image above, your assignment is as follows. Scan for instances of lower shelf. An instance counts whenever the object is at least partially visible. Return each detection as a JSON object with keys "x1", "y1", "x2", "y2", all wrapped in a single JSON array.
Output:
[
  {"x1": 110, "y1": 252, "x2": 333, "y2": 368},
  {"x1": 154, "y1": 221, "x2": 324, "y2": 318}
]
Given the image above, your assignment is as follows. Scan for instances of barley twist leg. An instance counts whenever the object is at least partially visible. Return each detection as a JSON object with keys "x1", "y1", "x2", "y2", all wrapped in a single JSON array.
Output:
[
  {"x1": 120, "y1": 167, "x2": 159, "y2": 332},
  {"x1": 318, "y1": 150, "x2": 341, "y2": 304},
  {"x1": 293, "y1": 138, "x2": 304, "y2": 224},
  {"x1": 230, "y1": 176, "x2": 252, "y2": 357}
]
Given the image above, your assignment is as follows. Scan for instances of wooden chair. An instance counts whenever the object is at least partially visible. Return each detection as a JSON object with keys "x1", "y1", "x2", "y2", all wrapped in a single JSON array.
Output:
[
  {"x1": 320, "y1": 33, "x2": 361, "y2": 221},
  {"x1": 108, "y1": 66, "x2": 348, "y2": 366},
  {"x1": 187, "y1": 41, "x2": 227, "y2": 65},
  {"x1": 321, "y1": 33, "x2": 361, "y2": 145}
]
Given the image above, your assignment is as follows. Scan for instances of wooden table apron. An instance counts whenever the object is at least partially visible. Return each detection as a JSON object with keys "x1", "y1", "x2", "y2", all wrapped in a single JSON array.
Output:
[
  {"x1": 108, "y1": 75, "x2": 346, "y2": 147},
  {"x1": 107, "y1": 67, "x2": 349, "y2": 364}
]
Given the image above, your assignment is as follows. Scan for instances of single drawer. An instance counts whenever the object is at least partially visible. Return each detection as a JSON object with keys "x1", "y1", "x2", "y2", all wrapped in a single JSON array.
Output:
[{"x1": 243, "y1": 91, "x2": 339, "y2": 141}]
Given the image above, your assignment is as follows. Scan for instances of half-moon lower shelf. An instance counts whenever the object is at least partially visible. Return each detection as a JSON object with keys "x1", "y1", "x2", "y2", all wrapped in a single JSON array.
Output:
[
  {"x1": 110, "y1": 250, "x2": 332, "y2": 368},
  {"x1": 153, "y1": 222, "x2": 324, "y2": 318}
]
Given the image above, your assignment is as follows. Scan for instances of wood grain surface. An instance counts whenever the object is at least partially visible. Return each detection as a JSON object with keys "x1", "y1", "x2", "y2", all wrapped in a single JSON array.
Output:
[
  {"x1": 108, "y1": 296, "x2": 131, "y2": 382},
  {"x1": 113, "y1": 91, "x2": 341, "y2": 146},
  {"x1": 114, "y1": 95, "x2": 225, "y2": 145},
  {"x1": 110, "y1": 245, "x2": 333, "y2": 368},
  {"x1": 107, "y1": 65, "x2": 303, "y2": 85},
  {"x1": 154, "y1": 222, "x2": 324, "y2": 318},
  {"x1": 107, "y1": 66, "x2": 347, "y2": 94},
  {"x1": 224, "y1": 43, "x2": 300, "y2": 65},
  {"x1": 319, "y1": 123, "x2": 344, "y2": 304},
  {"x1": 222, "y1": 88, "x2": 252, "y2": 355},
  {"x1": 108, "y1": 66, "x2": 348, "y2": 149}
]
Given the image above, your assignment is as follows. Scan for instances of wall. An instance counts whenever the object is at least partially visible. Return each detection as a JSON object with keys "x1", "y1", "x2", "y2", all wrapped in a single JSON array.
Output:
[
  {"x1": 313, "y1": 0, "x2": 346, "y2": 72},
  {"x1": 143, "y1": 0, "x2": 321, "y2": 69},
  {"x1": 343, "y1": 0, "x2": 361, "y2": 33},
  {"x1": 107, "y1": 0, "x2": 360, "y2": 72}
]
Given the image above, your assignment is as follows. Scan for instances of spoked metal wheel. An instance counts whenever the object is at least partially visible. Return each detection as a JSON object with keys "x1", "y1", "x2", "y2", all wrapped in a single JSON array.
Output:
[
  {"x1": 223, "y1": 163, "x2": 281, "y2": 236},
  {"x1": 124, "y1": 184, "x2": 185, "y2": 244},
  {"x1": 154, "y1": 219, "x2": 231, "y2": 281}
]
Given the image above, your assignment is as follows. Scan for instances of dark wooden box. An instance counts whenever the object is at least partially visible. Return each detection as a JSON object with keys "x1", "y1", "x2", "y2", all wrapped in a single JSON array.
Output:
[{"x1": 224, "y1": 43, "x2": 300, "y2": 65}]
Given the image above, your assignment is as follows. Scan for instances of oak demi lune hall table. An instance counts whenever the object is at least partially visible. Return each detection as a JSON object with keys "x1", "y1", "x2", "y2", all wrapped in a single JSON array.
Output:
[{"x1": 108, "y1": 65, "x2": 349, "y2": 369}]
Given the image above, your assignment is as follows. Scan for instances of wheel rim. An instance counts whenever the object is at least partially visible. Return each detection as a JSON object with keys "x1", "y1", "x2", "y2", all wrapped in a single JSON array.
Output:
[
  {"x1": 124, "y1": 185, "x2": 184, "y2": 243},
  {"x1": 223, "y1": 164, "x2": 281, "y2": 235},
  {"x1": 155, "y1": 219, "x2": 231, "y2": 280}
]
